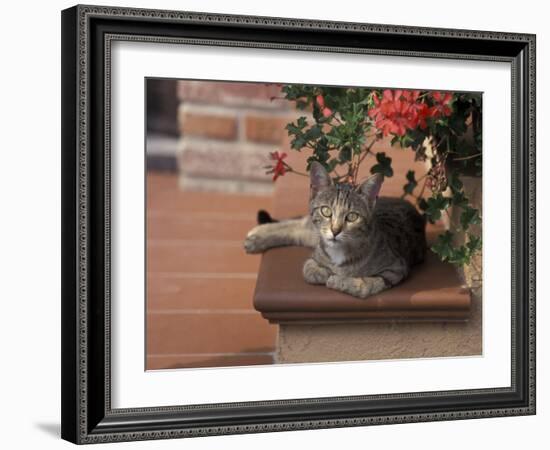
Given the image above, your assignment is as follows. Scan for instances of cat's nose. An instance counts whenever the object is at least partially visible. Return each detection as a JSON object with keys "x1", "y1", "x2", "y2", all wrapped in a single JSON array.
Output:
[{"x1": 331, "y1": 225, "x2": 343, "y2": 237}]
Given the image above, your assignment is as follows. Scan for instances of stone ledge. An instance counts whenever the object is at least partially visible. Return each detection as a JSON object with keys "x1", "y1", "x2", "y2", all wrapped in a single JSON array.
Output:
[{"x1": 254, "y1": 246, "x2": 471, "y2": 324}]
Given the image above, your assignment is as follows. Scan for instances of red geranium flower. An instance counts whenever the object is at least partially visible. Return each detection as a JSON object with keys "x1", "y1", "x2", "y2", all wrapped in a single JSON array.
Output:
[
  {"x1": 316, "y1": 94, "x2": 333, "y2": 118},
  {"x1": 369, "y1": 89, "x2": 455, "y2": 136},
  {"x1": 413, "y1": 102, "x2": 430, "y2": 129},
  {"x1": 269, "y1": 151, "x2": 288, "y2": 181},
  {"x1": 429, "y1": 91, "x2": 453, "y2": 117},
  {"x1": 369, "y1": 89, "x2": 422, "y2": 136}
]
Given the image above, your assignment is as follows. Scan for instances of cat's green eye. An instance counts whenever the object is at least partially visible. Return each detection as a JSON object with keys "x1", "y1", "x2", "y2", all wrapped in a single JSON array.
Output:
[
  {"x1": 320, "y1": 206, "x2": 332, "y2": 218},
  {"x1": 346, "y1": 212, "x2": 359, "y2": 222}
]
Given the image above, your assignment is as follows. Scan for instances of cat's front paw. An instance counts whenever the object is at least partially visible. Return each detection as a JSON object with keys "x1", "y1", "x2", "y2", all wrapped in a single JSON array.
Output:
[
  {"x1": 303, "y1": 258, "x2": 331, "y2": 285},
  {"x1": 326, "y1": 275, "x2": 349, "y2": 293},
  {"x1": 326, "y1": 275, "x2": 385, "y2": 299},
  {"x1": 243, "y1": 234, "x2": 262, "y2": 254},
  {"x1": 243, "y1": 225, "x2": 269, "y2": 254}
]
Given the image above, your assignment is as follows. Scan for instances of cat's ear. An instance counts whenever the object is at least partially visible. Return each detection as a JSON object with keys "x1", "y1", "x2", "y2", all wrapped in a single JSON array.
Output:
[
  {"x1": 357, "y1": 173, "x2": 384, "y2": 208},
  {"x1": 309, "y1": 161, "x2": 332, "y2": 199}
]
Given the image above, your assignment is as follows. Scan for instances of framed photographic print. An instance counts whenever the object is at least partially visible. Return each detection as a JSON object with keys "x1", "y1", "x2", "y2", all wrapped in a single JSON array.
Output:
[{"x1": 61, "y1": 4, "x2": 536, "y2": 444}]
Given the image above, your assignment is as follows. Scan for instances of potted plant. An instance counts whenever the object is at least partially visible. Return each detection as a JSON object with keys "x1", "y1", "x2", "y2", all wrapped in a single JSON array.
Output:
[{"x1": 266, "y1": 85, "x2": 482, "y2": 287}]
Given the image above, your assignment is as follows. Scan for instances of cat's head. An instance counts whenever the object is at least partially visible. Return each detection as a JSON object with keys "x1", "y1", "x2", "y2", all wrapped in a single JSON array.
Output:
[{"x1": 309, "y1": 162, "x2": 383, "y2": 246}]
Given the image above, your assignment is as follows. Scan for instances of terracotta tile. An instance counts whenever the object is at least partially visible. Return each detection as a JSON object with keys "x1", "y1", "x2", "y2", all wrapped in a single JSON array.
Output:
[
  {"x1": 146, "y1": 353, "x2": 274, "y2": 370},
  {"x1": 147, "y1": 241, "x2": 261, "y2": 273},
  {"x1": 146, "y1": 313, "x2": 277, "y2": 355},
  {"x1": 147, "y1": 173, "x2": 273, "y2": 214},
  {"x1": 147, "y1": 214, "x2": 257, "y2": 241},
  {"x1": 147, "y1": 275, "x2": 257, "y2": 311}
]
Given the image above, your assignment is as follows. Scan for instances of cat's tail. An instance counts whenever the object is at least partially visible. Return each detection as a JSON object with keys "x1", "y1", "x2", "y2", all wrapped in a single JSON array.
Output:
[{"x1": 257, "y1": 209, "x2": 278, "y2": 224}]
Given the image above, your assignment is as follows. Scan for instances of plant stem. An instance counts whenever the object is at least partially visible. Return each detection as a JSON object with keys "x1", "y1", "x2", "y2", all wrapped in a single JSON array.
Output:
[
  {"x1": 286, "y1": 167, "x2": 309, "y2": 177},
  {"x1": 452, "y1": 152, "x2": 482, "y2": 161},
  {"x1": 352, "y1": 135, "x2": 381, "y2": 184},
  {"x1": 417, "y1": 176, "x2": 428, "y2": 201}
]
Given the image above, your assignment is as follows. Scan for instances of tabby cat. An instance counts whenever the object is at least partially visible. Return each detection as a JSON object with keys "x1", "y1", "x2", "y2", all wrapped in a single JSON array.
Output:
[{"x1": 244, "y1": 162, "x2": 426, "y2": 299}]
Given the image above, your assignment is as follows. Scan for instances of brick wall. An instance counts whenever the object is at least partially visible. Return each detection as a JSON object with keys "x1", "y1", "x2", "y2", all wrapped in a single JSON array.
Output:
[{"x1": 177, "y1": 81, "x2": 298, "y2": 194}]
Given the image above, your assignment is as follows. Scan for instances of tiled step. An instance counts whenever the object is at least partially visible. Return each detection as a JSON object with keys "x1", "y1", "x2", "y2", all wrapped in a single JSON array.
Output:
[
  {"x1": 148, "y1": 213, "x2": 258, "y2": 241},
  {"x1": 147, "y1": 353, "x2": 274, "y2": 370},
  {"x1": 146, "y1": 173, "x2": 276, "y2": 370},
  {"x1": 147, "y1": 312, "x2": 277, "y2": 355},
  {"x1": 147, "y1": 275, "x2": 257, "y2": 311},
  {"x1": 148, "y1": 173, "x2": 272, "y2": 213},
  {"x1": 147, "y1": 240, "x2": 261, "y2": 273}
]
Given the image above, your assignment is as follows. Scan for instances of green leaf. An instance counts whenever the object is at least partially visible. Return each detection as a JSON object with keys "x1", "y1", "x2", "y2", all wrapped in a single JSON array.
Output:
[
  {"x1": 339, "y1": 146, "x2": 352, "y2": 163},
  {"x1": 431, "y1": 230, "x2": 481, "y2": 266},
  {"x1": 460, "y1": 206, "x2": 481, "y2": 231},
  {"x1": 431, "y1": 231, "x2": 454, "y2": 261},
  {"x1": 370, "y1": 152, "x2": 394, "y2": 177},
  {"x1": 451, "y1": 190, "x2": 468, "y2": 208},
  {"x1": 304, "y1": 125, "x2": 323, "y2": 140},
  {"x1": 403, "y1": 170, "x2": 417, "y2": 195},
  {"x1": 423, "y1": 193, "x2": 451, "y2": 223},
  {"x1": 448, "y1": 172, "x2": 463, "y2": 193},
  {"x1": 466, "y1": 234, "x2": 482, "y2": 253},
  {"x1": 285, "y1": 116, "x2": 308, "y2": 135},
  {"x1": 418, "y1": 198, "x2": 428, "y2": 211},
  {"x1": 315, "y1": 136, "x2": 329, "y2": 154},
  {"x1": 296, "y1": 116, "x2": 308, "y2": 128},
  {"x1": 448, "y1": 246, "x2": 469, "y2": 265},
  {"x1": 290, "y1": 136, "x2": 306, "y2": 150}
]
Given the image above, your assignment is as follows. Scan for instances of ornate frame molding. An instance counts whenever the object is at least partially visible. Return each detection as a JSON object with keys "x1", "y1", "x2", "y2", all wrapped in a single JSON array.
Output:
[{"x1": 61, "y1": 5, "x2": 536, "y2": 444}]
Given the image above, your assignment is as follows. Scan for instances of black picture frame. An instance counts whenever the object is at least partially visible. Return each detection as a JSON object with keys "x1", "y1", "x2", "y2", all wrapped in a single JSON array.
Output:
[{"x1": 61, "y1": 4, "x2": 536, "y2": 444}]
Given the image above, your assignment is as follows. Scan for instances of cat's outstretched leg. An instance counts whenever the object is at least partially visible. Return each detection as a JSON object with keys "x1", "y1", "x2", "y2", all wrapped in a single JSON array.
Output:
[
  {"x1": 244, "y1": 217, "x2": 318, "y2": 253},
  {"x1": 303, "y1": 258, "x2": 331, "y2": 285},
  {"x1": 326, "y1": 275, "x2": 387, "y2": 299}
]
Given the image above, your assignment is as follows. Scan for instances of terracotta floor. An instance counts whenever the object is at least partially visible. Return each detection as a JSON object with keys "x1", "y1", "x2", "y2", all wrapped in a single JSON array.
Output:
[{"x1": 146, "y1": 173, "x2": 277, "y2": 370}]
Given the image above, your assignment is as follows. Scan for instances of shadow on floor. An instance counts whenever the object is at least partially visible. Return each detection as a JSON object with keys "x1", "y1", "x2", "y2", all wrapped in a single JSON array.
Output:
[{"x1": 35, "y1": 422, "x2": 60, "y2": 438}]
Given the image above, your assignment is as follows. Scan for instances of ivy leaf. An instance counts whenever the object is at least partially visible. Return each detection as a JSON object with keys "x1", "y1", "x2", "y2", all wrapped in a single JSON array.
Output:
[
  {"x1": 431, "y1": 231, "x2": 481, "y2": 266},
  {"x1": 460, "y1": 206, "x2": 481, "y2": 231},
  {"x1": 448, "y1": 172, "x2": 463, "y2": 193},
  {"x1": 424, "y1": 193, "x2": 451, "y2": 223},
  {"x1": 417, "y1": 198, "x2": 428, "y2": 211},
  {"x1": 451, "y1": 190, "x2": 468, "y2": 208},
  {"x1": 448, "y1": 246, "x2": 469, "y2": 265},
  {"x1": 370, "y1": 152, "x2": 393, "y2": 177},
  {"x1": 403, "y1": 170, "x2": 417, "y2": 195},
  {"x1": 431, "y1": 231, "x2": 454, "y2": 261},
  {"x1": 466, "y1": 234, "x2": 482, "y2": 253}
]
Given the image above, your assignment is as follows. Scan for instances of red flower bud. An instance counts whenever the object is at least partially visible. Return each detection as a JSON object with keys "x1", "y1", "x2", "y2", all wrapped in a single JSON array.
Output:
[
  {"x1": 316, "y1": 94, "x2": 325, "y2": 108},
  {"x1": 322, "y1": 107, "x2": 333, "y2": 118}
]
